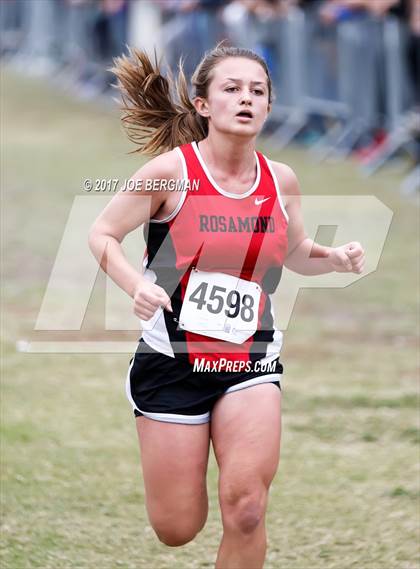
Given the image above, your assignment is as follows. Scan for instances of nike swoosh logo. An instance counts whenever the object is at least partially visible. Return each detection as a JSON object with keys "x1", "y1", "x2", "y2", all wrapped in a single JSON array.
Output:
[{"x1": 255, "y1": 197, "x2": 271, "y2": 205}]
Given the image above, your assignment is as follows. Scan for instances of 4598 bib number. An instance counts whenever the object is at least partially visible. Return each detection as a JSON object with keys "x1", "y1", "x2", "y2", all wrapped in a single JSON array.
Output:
[
  {"x1": 178, "y1": 269, "x2": 261, "y2": 344},
  {"x1": 189, "y1": 282, "x2": 255, "y2": 322}
]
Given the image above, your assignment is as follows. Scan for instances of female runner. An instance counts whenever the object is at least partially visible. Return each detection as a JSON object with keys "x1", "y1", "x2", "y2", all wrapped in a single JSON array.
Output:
[{"x1": 88, "y1": 44, "x2": 365, "y2": 569}]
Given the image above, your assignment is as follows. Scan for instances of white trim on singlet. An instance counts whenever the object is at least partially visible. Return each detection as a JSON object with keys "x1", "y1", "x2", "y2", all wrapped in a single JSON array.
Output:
[
  {"x1": 224, "y1": 373, "x2": 282, "y2": 394},
  {"x1": 191, "y1": 141, "x2": 261, "y2": 199},
  {"x1": 149, "y1": 147, "x2": 189, "y2": 224},
  {"x1": 261, "y1": 155, "x2": 289, "y2": 223},
  {"x1": 125, "y1": 356, "x2": 211, "y2": 424},
  {"x1": 262, "y1": 294, "x2": 283, "y2": 359},
  {"x1": 140, "y1": 259, "x2": 175, "y2": 358}
]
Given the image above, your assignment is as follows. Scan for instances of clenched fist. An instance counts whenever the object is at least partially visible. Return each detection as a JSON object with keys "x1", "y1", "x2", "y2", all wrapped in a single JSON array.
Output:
[
  {"x1": 329, "y1": 242, "x2": 365, "y2": 274},
  {"x1": 132, "y1": 279, "x2": 173, "y2": 321}
]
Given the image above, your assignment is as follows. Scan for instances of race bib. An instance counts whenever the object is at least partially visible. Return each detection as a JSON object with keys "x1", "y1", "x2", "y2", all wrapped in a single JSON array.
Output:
[{"x1": 178, "y1": 269, "x2": 261, "y2": 344}]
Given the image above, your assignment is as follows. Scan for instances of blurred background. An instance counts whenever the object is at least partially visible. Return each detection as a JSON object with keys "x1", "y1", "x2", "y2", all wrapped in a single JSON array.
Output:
[
  {"x1": 1, "y1": 0, "x2": 419, "y2": 185},
  {"x1": 1, "y1": 1, "x2": 419, "y2": 568}
]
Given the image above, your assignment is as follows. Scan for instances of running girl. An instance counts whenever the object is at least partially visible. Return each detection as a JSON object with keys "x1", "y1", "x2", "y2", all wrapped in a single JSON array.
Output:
[{"x1": 88, "y1": 44, "x2": 365, "y2": 569}]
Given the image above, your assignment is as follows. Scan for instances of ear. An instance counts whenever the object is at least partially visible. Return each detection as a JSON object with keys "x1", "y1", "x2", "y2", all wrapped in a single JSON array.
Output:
[{"x1": 194, "y1": 97, "x2": 210, "y2": 118}]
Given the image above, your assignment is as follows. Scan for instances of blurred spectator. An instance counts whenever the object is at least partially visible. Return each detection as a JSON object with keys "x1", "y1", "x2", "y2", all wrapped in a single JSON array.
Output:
[
  {"x1": 317, "y1": 1, "x2": 404, "y2": 160},
  {"x1": 299, "y1": 0, "x2": 339, "y2": 101},
  {"x1": 236, "y1": 1, "x2": 297, "y2": 84},
  {"x1": 0, "y1": 0, "x2": 25, "y2": 55},
  {"x1": 319, "y1": 0, "x2": 400, "y2": 25},
  {"x1": 159, "y1": 0, "x2": 225, "y2": 78},
  {"x1": 407, "y1": 0, "x2": 420, "y2": 108},
  {"x1": 221, "y1": 1, "x2": 251, "y2": 47},
  {"x1": 92, "y1": 0, "x2": 127, "y2": 64},
  {"x1": 89, "y1": 0, "x2": 128, "y2": 91}
]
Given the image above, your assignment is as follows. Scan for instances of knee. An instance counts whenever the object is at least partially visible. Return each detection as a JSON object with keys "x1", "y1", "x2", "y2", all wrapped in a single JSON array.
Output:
[
  {"x1": 220, "y1": 488, "x2": 268, "y2": 535},
  {"x1": 152, "y1": 513, "x2": 207, "y2": 547},
  {"x1": 155, "y1": 527, "x2": 198, "y2": 547}
]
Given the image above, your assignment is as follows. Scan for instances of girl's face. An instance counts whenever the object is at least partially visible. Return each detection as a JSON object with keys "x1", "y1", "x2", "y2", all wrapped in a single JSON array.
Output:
[{"x1": 195, "y1": 57, "x2": 271, "y2": 139}]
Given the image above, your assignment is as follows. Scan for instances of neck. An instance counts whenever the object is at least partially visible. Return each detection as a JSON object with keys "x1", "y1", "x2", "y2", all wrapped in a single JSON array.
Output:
[{"x1": 197, "y1": 132, "x2": 256, "y2": 177}]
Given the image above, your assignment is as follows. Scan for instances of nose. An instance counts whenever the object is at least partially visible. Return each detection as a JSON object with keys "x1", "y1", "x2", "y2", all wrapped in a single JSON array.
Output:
[{"x1": 239, "y1": 88, "x2": 252, "y2": 105}]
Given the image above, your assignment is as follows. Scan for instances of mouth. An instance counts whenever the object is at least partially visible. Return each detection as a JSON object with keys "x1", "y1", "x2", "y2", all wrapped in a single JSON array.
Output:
[{"x1": 236, "y1": 110, "x2": 253, "y2": 120}]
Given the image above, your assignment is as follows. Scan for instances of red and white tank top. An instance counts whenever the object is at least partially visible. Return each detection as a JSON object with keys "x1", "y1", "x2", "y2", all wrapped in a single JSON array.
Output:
[{"x1": 140, "y1": 141, "x2": 289, "y2": 366}]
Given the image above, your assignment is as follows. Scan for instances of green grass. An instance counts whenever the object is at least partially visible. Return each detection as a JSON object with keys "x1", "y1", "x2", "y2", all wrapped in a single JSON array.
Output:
[{"x1": 1, "y1": 70, "x2": 419, "y2": 568}]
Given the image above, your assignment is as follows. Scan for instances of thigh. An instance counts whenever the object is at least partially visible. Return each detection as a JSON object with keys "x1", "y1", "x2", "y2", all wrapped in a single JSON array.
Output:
[
  {"x1": 210, "y1": 383, "x2": 282, "y2": 498},
  {"x1": 136, "y1": 416, "x2": 211, "y2": 524}
]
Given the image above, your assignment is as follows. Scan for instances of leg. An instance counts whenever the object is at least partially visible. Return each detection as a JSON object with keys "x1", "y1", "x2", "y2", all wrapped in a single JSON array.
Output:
[
  {"x1": 136, "y1": 416, "x2": 210, "y2": 547},
  {"x1": 210, "y1": 384, "x2": 282, "y2": 569}
]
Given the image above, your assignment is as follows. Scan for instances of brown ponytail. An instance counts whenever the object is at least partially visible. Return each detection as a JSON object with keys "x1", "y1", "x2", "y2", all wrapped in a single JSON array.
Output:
[
  {"x1": 111, "y1": 43, "x2": 273, "y2": 156},
  {"x1": 110, "y1": 48, "x2": 207, "y2": 156}
]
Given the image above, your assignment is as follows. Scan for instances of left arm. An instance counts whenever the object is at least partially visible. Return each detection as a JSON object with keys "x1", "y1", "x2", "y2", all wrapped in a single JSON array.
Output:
[{"x1": 271, "y1": 161, "x2": 365, "y2": 276}]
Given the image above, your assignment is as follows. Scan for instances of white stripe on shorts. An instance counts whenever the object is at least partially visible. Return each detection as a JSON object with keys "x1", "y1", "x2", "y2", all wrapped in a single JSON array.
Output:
[
  {"x1": 136, "y1": 410, "x2": 210, "y2": 425},
  {"x1": 125, "y1": 357, "x2": 210, "y2": 425},
  {"x1": 224, "y1": 373, "x2": 282, "y2": 394}
]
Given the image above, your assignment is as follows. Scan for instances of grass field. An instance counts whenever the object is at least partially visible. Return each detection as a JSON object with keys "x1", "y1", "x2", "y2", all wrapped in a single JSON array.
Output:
[{"x1": 1, "y1": 70, "x2": 419, "y2": 569}]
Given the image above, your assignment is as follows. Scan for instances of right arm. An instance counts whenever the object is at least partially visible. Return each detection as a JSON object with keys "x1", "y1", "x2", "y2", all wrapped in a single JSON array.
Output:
[{"x1": 87, "y1": 149, "x2": 181, "y2": 319}]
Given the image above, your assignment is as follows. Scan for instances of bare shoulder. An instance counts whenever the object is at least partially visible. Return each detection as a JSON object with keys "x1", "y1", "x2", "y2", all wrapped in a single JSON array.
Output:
[
  {"x1": 268, "y1": 160, "x2": 301, "y2": 206},
  {"x1": 90, "y1": 148, "x2": 185, "y2": 241},
  {"x1": 127, "y1": 148, "x2": 184, "y2": 217}
]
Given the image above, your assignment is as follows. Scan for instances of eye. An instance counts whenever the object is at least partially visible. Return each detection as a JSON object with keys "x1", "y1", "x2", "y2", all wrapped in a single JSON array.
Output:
[
  {"x1": 253, "y1": 89, "x2": 265, "y2": 96},
  {"x1": 225, "y1": 86, "x2": 239, "y2": 92}
]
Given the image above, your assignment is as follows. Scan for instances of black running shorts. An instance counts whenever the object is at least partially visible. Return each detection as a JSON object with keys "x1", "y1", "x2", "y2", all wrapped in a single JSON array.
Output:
[{"x1": 125, "y1": 340, "x2": 283, "y2": 425}]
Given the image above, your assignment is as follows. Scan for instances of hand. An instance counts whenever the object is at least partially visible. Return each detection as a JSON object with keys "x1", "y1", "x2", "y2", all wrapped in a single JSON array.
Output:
[
  {"x1": 132, "y1": 279, "x2": 173, "y2": 321},
  {"x1": 329, "y1": 242, "x2": 365, "y2": 274}
]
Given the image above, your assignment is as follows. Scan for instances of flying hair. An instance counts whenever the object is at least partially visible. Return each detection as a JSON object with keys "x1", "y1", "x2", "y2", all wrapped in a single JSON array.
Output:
[{"x1": 111, "y1": 42, "x2": 273, "y2": 156}]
